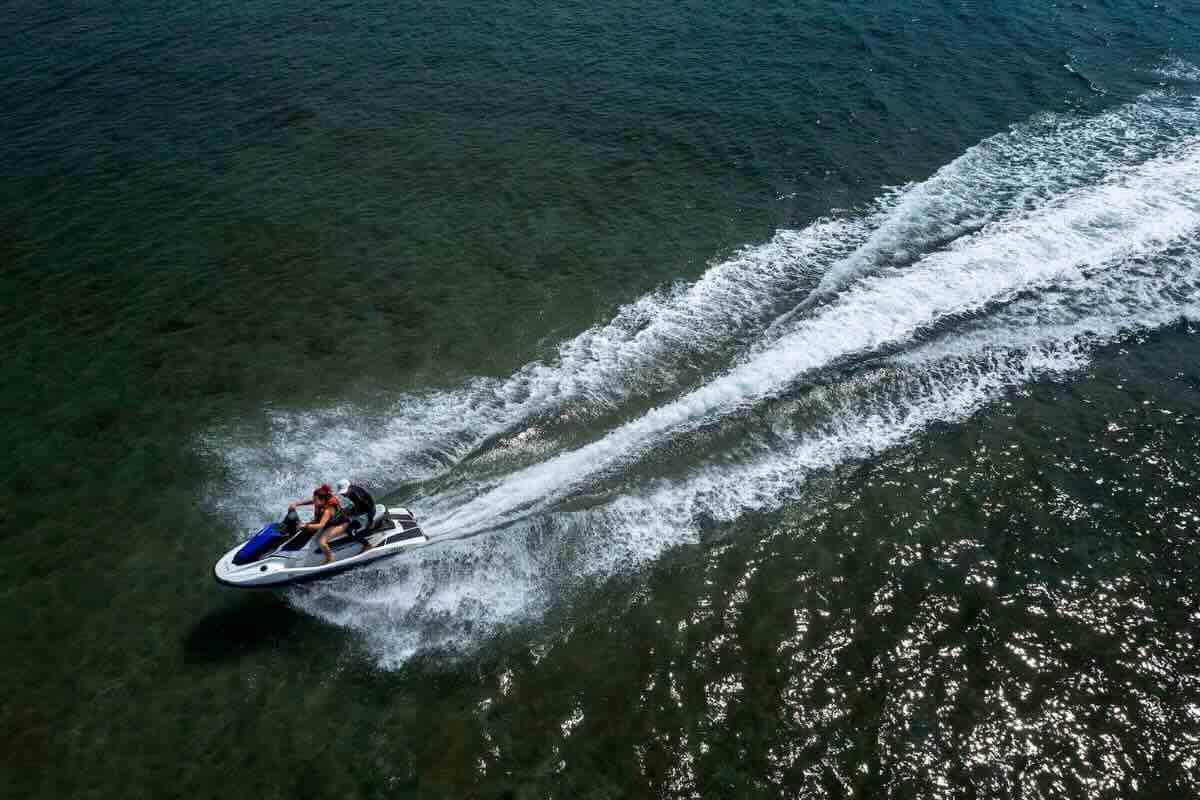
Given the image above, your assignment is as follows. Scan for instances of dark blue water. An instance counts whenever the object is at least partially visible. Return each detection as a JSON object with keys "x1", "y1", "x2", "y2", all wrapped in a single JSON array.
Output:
[{"x1": 4, "y1": 1, "x2": 1200, "y2": 797}]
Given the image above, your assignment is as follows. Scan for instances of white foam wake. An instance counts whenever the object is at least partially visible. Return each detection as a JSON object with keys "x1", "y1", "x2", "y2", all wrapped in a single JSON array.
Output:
[
  {"x1": 199, "y1": 81, "x2": 1200, "y2": 666},
  {"x1": 430, "y1": 140, "x2": 1200, "y2": 537},
  {"x1": 203, "y1": 90, "x2": 1200, "y2": 532},
  {"x1": 295, "y1": 230, "x2": 1200, "y2": 667},
  {"x1": 297, "y1": 280, "x2": 1200, "y2": 667}
]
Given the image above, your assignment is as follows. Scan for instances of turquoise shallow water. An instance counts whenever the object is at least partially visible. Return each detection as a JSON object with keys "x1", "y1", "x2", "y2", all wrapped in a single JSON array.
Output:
[{"x1": 4, "y1": 1, "x2": 1200, "y2": 797}]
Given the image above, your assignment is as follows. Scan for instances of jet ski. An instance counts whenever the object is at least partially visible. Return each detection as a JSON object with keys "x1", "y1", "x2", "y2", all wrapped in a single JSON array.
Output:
[{"x1": 214, "y1": 504, "x2": 427, "y2": 588}]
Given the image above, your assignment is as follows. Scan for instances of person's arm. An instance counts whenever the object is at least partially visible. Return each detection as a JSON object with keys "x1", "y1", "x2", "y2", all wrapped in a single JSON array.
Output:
[
  {"x1": 289, "y1": 498, "x2": 315, "y2": 511},
  {"x1": 300, "y1": 503, "x2": 332, "y2": 531}
]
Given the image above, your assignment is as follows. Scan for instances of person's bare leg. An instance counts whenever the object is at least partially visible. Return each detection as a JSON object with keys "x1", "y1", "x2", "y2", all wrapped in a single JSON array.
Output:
[
  {"x1": 318, "y1": 523, "x2": 347, "y2": 564},
  {"x1": 317, "y1": 531, "x2": 334, "y2": 564}
]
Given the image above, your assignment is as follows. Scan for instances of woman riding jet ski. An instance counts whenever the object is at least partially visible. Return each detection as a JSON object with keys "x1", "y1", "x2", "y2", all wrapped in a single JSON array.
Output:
[
  {"x1": 290, "y1": 480, "x2": 375, "y2": 565},
  {"x1": 214, "y1": 480, "x2": 427, "y2": 588}
]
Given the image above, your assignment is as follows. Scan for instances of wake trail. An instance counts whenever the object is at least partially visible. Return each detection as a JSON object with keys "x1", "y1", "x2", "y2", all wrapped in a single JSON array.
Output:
[
  {"x1": 204, "y1": 91, "x2": 1200, "y2": 531},
  {"x1": 301, "y1": 224, "x2": 1200, "y2": 667},
  {"x1": 428, "y1": 140, "x2": 1200, "y2": 538},
  {"x1": 197, "y1": 71, "x2": 1200, "y2": 666}
]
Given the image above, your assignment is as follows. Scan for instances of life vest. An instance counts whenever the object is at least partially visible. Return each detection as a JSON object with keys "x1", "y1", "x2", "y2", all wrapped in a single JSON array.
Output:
[{"x1": 314, "y1": 494, "x2": 343, "y2": 524}]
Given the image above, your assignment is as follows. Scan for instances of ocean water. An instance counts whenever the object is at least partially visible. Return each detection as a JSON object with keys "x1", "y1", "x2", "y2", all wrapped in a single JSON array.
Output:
[{"x1": 4, "y1": 1, "x2": 1200, "y2": 797}]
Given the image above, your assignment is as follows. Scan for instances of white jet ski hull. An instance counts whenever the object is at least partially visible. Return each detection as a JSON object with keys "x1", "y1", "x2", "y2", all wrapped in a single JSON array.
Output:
[{"x1": 214, "y1": 505, "x2": 427, "y2": 588}]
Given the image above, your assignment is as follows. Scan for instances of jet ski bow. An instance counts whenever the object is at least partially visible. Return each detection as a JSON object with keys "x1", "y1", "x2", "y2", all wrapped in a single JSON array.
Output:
[{"x1": 214, "y1": 504, "x2": 427, "y2": 588}]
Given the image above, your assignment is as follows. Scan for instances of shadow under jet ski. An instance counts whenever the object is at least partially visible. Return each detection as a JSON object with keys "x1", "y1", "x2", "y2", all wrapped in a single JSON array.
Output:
[{"x1": 183, "y1": 595, "x2": 308, "y2": 664}]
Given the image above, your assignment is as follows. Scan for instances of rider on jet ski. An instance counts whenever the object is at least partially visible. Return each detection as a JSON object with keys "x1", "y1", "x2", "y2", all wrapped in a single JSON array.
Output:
[
  {"x1": 288, "y1": 480, "x2": 378, "y2": 565},
  {"x1": 335, "y1": 479, "x2": 374, "y2": 529},
  {"x1": 287, "y1": 483, "x2": 341, "y2": 563}
]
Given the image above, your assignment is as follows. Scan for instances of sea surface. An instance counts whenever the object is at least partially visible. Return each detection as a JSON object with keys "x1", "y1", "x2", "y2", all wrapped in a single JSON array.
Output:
[{"x1": 4, "y1": 1, "x2": 1200, "y2": 797}]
